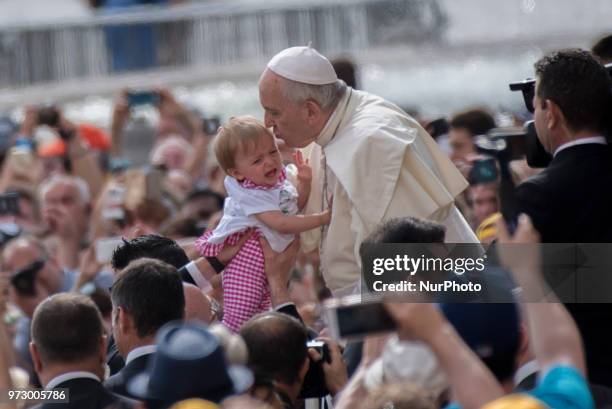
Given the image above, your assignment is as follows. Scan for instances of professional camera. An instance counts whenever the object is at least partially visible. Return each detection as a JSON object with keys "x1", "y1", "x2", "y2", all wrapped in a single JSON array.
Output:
[
  {"x1": 299, "y1": 340, "x2": 331, "y2": 399},
  {"x1": 508, "y1": 62, "x2": 612, "y2": 168}
]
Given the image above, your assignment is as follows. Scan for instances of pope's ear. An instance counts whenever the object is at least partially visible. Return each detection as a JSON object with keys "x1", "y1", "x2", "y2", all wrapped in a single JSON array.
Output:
[{"x1": 304, "y1": 100, "x2": 323, "y2": 123}]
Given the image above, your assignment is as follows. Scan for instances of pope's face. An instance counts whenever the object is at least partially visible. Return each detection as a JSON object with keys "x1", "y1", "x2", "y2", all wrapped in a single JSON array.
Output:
[{"x1": 259, "y1": 70, "x2": 317, "y2": 148}]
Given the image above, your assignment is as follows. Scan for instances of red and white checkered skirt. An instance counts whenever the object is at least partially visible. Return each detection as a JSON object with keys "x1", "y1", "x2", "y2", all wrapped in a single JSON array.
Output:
[{"x1": 195, "y1": 229, "x2": 271, "y2": 332}]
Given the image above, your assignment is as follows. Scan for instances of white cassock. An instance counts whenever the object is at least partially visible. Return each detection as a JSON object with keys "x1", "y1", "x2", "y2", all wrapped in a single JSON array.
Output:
[{"x1": 300, "y1": 88, "x2": 479, "y2": 296}]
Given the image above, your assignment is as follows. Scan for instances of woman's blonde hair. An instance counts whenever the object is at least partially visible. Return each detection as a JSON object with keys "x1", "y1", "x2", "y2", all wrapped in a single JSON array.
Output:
[{"x1": 213, "y1": 116, "x2": 273, "y2": 172}]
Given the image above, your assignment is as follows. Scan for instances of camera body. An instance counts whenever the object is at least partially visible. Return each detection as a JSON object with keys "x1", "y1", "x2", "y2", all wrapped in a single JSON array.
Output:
[{"x1": 299, "y1": 340, "x2": 331, "y2": 399}]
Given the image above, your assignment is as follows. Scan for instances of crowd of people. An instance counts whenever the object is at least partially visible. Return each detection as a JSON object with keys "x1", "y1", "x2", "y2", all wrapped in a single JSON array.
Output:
[{"x1": 1, "y1": 27, "x2": 612, "y2": 409}]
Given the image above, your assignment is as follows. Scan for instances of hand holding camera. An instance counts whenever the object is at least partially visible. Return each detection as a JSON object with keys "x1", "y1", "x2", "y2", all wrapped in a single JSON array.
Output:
[{"x1": 307, "y1": 337, "x2": 348, "y2": 396}]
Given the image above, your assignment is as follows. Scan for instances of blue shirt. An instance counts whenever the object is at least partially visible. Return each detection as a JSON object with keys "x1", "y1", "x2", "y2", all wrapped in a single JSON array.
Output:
[{"x1": 445, "y1": 366, "x2": 594, "y2": 409}]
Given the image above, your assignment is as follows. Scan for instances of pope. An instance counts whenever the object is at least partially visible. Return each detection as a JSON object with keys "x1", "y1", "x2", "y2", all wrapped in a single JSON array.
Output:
[{"x1": 258, "y1": 45, "x2": 478, "y2": 296}]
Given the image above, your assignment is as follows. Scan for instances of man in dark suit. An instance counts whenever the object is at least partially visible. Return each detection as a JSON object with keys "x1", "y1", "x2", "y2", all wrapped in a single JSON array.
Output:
[
  {"x1": 29, "y1": 293, "x2": 134, "y2": 409},
  {"x1": 516, "y1": 48, "x2": 612, "y2": 386},
  {"x1": 104, "y1": 258, "x2": 185, "y2": 399}
]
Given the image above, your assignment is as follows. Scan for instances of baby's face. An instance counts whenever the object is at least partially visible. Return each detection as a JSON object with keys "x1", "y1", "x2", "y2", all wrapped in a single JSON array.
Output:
[{"x1": 230, "y1": 133, "x2": 283, "y2": 186}]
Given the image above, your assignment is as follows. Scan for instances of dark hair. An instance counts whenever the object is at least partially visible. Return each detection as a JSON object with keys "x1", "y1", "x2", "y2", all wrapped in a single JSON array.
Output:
[
  {"x1": 111, "y1": 258, "x2": 185, "y2": 338},
  {"x1": 592, "y1": 34, "x2": 612, "y2": 63},
  {"x1": 31, "y1": 293, "x2": 104, "y2": 364},
  {"x1": 332, "y1": 58, "x2": 358, "y2": 89},
  {"x1": 534, "y1": 48, "x2": 612, "y2": 134},
  {"x1": 111, "y1": 234, "x2": 190, "y2": 271},
  {"x1": 240, "y1": 312, "x2": 308, "y2": 385},
  {"x1": 450, "y1": 108, "x2": 495, "y2": 137},
  {"x1": 184, "y1": 188, "x2": 225, "y2": 210},
  {"x1": 359, "y1": 217, "x2": 446, "y2": 261},
  {"x1": 441, "y1": 303, "x2": 520, "y2": 383}
]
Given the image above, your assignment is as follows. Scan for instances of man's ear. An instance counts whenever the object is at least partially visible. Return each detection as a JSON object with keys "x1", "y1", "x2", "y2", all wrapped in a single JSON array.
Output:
[
  {"x1": 99, "y1": 335, "x2": 108, "y2": 364},
  {"x1": 544, "y1": 99, "x2": 562, "y2": 131},
  {"x1": 118, "y1": 306, "x2": 132, "y2": 334},
  {"x1": 299, "y1": 356, "x2": 310, "y2": 383},
  {"x1": 30, "y1": 342, "x2": 43, "y2": 374}
]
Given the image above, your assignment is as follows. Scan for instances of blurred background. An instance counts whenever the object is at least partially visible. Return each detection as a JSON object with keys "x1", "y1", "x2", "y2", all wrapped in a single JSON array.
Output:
[{"x1": 1, "y1": 0, "x2": 610, "y2": 124}]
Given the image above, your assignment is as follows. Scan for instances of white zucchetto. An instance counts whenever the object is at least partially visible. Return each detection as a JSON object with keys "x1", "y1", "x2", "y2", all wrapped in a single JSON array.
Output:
[{"x1": 266, "y1": 45, "x2": 338, "y2": 85}]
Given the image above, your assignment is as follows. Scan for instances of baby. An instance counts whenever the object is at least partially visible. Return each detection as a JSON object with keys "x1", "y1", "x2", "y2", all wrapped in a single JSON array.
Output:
[{"x1": 196, "y1": 116, "x2": 330, "y2": 332}]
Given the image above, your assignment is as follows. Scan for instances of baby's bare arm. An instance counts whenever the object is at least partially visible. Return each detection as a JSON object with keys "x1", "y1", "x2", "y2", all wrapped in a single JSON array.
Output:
[{"x1": 255, "y1": 210, "x2": 330, "y2": 235}]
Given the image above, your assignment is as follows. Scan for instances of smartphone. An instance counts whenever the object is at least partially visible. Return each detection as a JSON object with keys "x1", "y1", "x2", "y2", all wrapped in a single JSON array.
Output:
[
  {"x1": 324, "y1": 298, "x2": 396, "y2": 341},
  {"x1": 11, "y1": 260, "x2": 45, "y2": 296},
  {"x1": 127, "y1": 91, "x2": 160, "y2": 107},
  {"x1": 0, "y1": 192, "x2": 20, "y2": 216},
  {"x1": 37, "y1": 106, "x2": 60, "y2": 127},
  {"x1": 144, "y1": 166, "x2": 164, "y2": 201},
  {"x1": 95, "y1": 237, "x2": 124, "y2": 264},
  {"x1": 202, "y1": 116, "x2": 221, "y2": 135},
  {"x1": 469, "y1": 158, "x2": 499, "y2": 184}
]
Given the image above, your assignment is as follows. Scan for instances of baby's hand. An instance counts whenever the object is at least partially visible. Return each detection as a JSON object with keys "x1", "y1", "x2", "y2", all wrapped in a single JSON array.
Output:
[
  {"x1": 320, "y1": 209, "x2": 332, "y2": 225},
  {"x1": 293, "y1": 151, "x2": 312, "y2": 184}
]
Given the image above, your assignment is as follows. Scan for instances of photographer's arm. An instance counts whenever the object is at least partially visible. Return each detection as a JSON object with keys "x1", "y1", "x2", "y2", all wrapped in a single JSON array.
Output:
[
  {"x1": 66, "y1": 136, "x2": 104, "y2": 200},
  {"x1": 335, "y1": 335, "x2": 388, "y2": 409},
  {"x1": 110, "y1": 91, "x2": 130, "y2": 157},
  {"x1": 308, "y1": 337, "x2": 348, "y2": 397},
  {"x1": 0, "y1": 318, "x2": 17, "y2": 409},
  {"x1": 496, "y1": 215, "x2": 586, "y2": 376},
  {"x1": 157, "y1": 89, "x2": 200, "y2": 140},
  {"x1": 386, "y1": 303, "x2": 503, "y2": 409}
]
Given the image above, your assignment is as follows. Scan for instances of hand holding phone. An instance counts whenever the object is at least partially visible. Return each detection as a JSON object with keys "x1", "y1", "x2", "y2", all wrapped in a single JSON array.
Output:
[
  {"x1": 10, "y1": 260, "x2": 45, "y2": 297},
  {"x1": 0, "y1": 192, "x2": 20, "y2": 216},
  {"x1": 202, "y1": 116, "x2": 221, "y2": 136},
  {"x1": 126, "y1": 90, "x2": 160, "y2": 108},
  {"x1": 324, "y1": 297, "x2": 396, "y2": 341}
]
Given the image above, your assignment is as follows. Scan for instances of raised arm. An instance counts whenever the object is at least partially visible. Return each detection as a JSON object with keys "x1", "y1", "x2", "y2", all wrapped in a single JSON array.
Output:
[
  {"x1": 255, "y1": 210, "x2": 330, "y2": 235},
  {"x1": 497, "y1": 214, "x2": 586, "y2": 376},
  {"x1": 293, "y1": 151, "x2": 312, "y2": 210},
  {"x1": 386, "y1": 303, "x2": 503, "y2": 409}
]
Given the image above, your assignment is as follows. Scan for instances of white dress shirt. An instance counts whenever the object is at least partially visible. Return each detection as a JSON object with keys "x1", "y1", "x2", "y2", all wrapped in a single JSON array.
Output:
[
  {"x1": 553, "y1": 136, "x2": 607, "y2": 157},
  {"x1": 125, "y1": 344, "x2": 157, "y2": 365},
  {"x1": 46, "y1": 371, "x2": 100, "y2": 390}
]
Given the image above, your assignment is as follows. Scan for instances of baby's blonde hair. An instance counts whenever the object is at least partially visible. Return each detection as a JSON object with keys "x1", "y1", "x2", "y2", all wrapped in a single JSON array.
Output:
[{"x1": 213, "y1": 116, "x2": 273, "y2": 172}]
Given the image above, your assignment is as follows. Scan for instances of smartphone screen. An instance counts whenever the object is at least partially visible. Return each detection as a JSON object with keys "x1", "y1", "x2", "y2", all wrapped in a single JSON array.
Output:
[
  {"x1": 326, "y1": 301, "x2": 396, "y2": 340},
  {"x1": 127, "y1": 91, "x2": 160, "y2": 107},
  {"x1": 0, "y1": 192, "x2": 20, "y2": 216},
  {"x1": 469, "y1": 158, "x2": 498, "y2": 184},
  {"x1": 202, "y1": 117, "x2": 221, "y2": 135}
]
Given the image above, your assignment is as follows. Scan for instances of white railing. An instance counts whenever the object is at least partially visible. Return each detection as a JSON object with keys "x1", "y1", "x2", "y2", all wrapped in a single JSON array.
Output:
[{"x1": 0, "y1": 0, "x2": 446, "y2": 88}]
